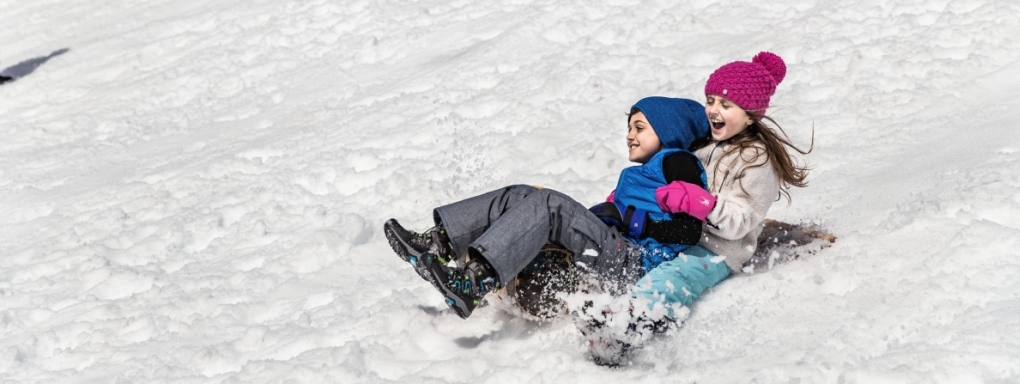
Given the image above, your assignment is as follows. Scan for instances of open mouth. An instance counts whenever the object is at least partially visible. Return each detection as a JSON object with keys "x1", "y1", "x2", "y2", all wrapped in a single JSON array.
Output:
[{"x1": 711, "y1": 121, "x2": 725, "y2": 130}]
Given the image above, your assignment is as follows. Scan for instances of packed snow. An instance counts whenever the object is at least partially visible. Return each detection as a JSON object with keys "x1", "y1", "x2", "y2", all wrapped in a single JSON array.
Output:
[{"x1": 2, "y1": 0, "x2": 1019, "y2": 382}]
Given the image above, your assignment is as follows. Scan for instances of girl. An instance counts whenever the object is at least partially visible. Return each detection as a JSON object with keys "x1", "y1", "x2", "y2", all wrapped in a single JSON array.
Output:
[
  {"x1": 578, "y1": 51, "x2": 812, "y2": 365},
  {"x1": 384, "y1": 96, "x2": 713, "y2": 320}
]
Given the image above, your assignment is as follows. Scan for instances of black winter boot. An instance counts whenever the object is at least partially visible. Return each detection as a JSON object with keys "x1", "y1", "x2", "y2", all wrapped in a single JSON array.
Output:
[
  {"x1": 428, "y1": 252, "x2": 499, "y2": 319},
  {"x1": 384, "y1": 219, "x2": 456, "y2": 286},
  {"x1": 570, "y1": 296, "x2": 675, "y2": 366},
  {"x1": 571, "y1": 298, "x2": 633, "y2": 366}
]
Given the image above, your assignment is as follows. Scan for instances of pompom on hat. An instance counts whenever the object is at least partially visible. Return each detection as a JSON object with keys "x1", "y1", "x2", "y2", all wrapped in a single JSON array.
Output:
[
  {"x1": 631, "y1": 97, "x2": 710, "y2": 150},
  {"x1": 704, "y1": 51, "x2": 786, "y2": 115}
]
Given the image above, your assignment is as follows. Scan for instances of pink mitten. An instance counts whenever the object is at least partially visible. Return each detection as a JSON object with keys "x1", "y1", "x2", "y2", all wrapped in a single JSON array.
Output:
[
  {"x1": 655, "y1": 181, "x2": 716, "y2": 221},
  {"x1": 606, "y1": 190, "x2": 616, "y2": 203}
]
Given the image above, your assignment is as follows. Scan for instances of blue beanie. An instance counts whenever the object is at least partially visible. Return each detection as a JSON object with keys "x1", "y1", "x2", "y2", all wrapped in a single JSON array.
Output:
[{"x1": 631, "y1": 97, "x2": 710, "y2": 150}]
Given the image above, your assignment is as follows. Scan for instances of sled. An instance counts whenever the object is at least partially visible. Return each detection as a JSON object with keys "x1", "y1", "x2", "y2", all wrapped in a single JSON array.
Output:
[
  {"x1": 744, "y1": 219, "x2": 836, "y2": 273},
  {"x1": 494, "y1": 220, "x2": 836, "y2": 320}
]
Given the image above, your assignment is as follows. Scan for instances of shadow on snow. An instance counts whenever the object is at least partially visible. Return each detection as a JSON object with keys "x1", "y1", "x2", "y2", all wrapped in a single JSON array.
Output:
[{"x1": 1, "y1": 48, "x2": 70, "y2": 84}]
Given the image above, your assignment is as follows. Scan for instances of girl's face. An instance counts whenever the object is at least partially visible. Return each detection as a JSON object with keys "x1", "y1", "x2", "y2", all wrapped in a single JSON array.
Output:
[
  {"x1": 627, "y1": 111, "x2": 663, "y2": 163},
  {"x1": 705, "y1": 94, "x2": 754, "y2": 141}
]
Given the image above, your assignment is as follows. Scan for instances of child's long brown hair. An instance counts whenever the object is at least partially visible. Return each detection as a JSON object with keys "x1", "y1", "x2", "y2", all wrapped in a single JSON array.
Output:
[{"x1": 691, "y1": 113, "x2": 813, "y2": 202}]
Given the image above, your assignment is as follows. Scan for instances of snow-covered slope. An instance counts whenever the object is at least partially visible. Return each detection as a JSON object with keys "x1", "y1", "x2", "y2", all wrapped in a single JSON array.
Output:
[{"x1": 2, "y1": 0, "x2": 1018, "y2": 382}]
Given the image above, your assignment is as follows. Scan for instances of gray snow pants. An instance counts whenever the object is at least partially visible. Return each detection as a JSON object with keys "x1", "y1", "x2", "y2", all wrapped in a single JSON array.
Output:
[{"x1": 432, "y1": 185, "x2": 643, "y2": 294}]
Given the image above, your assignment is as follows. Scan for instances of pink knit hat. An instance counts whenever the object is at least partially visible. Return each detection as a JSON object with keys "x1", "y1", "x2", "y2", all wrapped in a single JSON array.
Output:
[{"x1": 704, "y1": 52, "x2": 786, "y2": 115}]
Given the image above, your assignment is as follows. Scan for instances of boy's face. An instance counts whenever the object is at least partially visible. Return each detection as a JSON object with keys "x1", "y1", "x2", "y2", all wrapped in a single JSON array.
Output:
[
  {"x1": 627, "y1": 111, "x2": 663, "y2": 163},
  {"x1": 705, "y1": 94, "x2": 753, "y2": 141}
]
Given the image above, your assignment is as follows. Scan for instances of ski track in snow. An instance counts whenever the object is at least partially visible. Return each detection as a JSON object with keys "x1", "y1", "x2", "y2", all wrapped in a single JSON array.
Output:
[{"x1": 2, "y1": 0, "x2": 1019, "y2": 382}]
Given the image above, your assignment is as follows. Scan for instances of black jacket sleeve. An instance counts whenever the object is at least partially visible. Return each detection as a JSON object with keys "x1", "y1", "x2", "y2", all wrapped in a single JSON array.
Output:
[
  {"x1": 642, "y1": 151, "x2": 705, "y2": 245},
  {"x1": 661, "y1": 151, "x2": 704, "y2": 186}
]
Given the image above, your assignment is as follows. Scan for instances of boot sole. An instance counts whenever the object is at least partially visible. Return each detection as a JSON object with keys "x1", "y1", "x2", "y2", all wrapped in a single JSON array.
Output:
[
  {"x1": 427, "y1": 263, "x2": 475, "y2": 319},
  {"x1": 384, "y1": 219, "x2": 439, "y2": 286},
  {"x1": 383, "y1": 219, "x2": 413, "y2": 263},
  {"x1": 385, "y1": 219, "x2": 471, "y2": 317}
]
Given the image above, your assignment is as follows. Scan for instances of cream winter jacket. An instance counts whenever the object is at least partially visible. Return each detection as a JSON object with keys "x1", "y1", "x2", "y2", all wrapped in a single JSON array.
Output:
[{"x1": 694, "y1": 141, "x2": 781, "y2": 272}]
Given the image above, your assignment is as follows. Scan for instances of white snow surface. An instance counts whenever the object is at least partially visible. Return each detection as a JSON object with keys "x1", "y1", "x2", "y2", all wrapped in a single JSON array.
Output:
[{"x1": 2, "y1": 0, "x2": 1020, "y2": 382}]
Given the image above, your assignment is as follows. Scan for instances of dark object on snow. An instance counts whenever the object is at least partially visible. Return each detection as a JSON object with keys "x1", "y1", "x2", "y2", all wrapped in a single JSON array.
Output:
[
  {"x1": 427, "y1": 252, "x2": 499, "y2": 319},
  {"x1": 744, "y1": 219, "x2": 836, "y2": 273},
  {"x1": 759, "y1": 219, "x2": 836, "y2": 244},
  {"x1": 383, "y1": 218, "x2": 454, "y2": 288},
  {"x1": 503, "y1": 242, "x2": 580, "y2": 320},
  {"x1": 0, "y1": 48, "x2": 70, "y2": 82},
  {"x1": 503, "y1": 220, "x2": 835, "y2": 319}
]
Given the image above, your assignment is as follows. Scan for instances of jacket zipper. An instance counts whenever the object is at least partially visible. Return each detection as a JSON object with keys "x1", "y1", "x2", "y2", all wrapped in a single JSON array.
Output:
[
  {"x1": 706, "y1": 142, "x2": 721, "y2": 167},
  {"x1": 716, "y1": 170, "x2": 730, "y2": 194},
  {"x1": 704, "y1": 142, "x2": 726, "y2": 230},
  {"x1": 707, "y1": 142, "x2": 729, "y2": 193}
]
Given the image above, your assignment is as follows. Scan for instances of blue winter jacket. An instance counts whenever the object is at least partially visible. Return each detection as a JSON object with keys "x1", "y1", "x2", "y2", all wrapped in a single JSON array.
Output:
[{"x1": 613, "y1": 148, "x2": 707, "y2": 272}]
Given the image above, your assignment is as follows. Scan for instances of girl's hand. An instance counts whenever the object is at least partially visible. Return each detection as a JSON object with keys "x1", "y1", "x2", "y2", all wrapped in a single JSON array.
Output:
[{"x1": 655, "y1": 181, "x2": 716, "y2": 221}]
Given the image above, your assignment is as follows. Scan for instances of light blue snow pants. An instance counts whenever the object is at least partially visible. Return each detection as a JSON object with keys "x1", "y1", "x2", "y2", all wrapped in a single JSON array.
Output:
[{"x1": 631, "y1": 245, "x2": 731, "y2": 317}]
